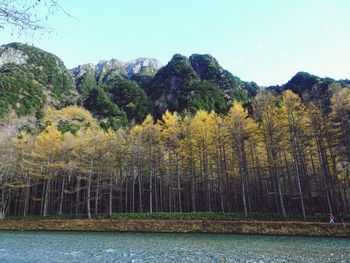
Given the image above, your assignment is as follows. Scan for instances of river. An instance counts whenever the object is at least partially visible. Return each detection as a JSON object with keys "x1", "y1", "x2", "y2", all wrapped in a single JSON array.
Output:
[{"x1": 0, "y1": 231, "x2": 349, "y2": 262}]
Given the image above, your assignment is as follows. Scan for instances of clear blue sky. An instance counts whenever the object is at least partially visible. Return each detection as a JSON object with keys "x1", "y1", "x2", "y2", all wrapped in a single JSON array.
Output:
[{"x1": 1, "y1": 0, "x2": 349, "y2": 86}]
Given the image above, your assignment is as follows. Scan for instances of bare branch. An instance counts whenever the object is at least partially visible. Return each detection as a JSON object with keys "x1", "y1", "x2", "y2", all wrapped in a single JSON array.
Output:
[{"x1": 0, "y1": 0, "x2": 72, "y2": 35}]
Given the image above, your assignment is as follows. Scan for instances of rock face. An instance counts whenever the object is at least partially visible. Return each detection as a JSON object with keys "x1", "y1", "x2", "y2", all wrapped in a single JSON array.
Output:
[
  {"x1": 70, "y1": 63, "x2": 95, "y2": 79},
  {"x1": 0, "y1": 46, "x2": 28, "y2": 67},
  {"x1": 70, "y1": 57, "x2": 162, "y2": 84},
  {"x1": 125, "y1": 58, "x2": 162, "y2": 78},
  {"x1": 95, "y1": 59, "x2": 126, "y2": 82}
]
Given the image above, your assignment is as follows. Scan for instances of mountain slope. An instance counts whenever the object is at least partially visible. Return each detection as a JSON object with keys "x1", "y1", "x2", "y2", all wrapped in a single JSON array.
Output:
[
  {"x1": 71, "y1": 58, "x2": 162, "y2": 88},
  {"x1": 0, "y1": 43, "x2": 76, "y2": 118},
  {"x1": 148, "y1": 54, "x2": 257, "y2": 117},
  {"x1": 189, "y1": 54, "x2": 259, "y2": 101},
  {"x1": 268, "y1": 72, "x2": 350, "y2": 109}
]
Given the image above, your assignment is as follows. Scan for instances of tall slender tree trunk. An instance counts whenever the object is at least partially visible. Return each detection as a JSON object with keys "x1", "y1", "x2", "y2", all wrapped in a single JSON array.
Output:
[
  {"x1": 109, "y1": 168, "x2": 113, "y2": 217},
  {"x1": 95, "y1": 172, "x2": 100, "y2": 214},
  {"x1": 23, "y1": 183, "x2": 30, "y2": 217},
  {"x1": 75, "y1": 177, "x2": 80, "y2": 215},
  {"x1": 176, "y1": 153, "x2": 182, "y2": 212},
  {"x1": 43, "y1": 179, "x2": 50, "y2": 217},
  {"x1": 149, "y1": 145, "x2": 153, "y2": 213},
  {"x1": 277, "y1": 172, "x2": 286, "y2": 217},
  {"x1": 294, "y1": 159, "x2": 306, "y2": 218},
  {"x1": 59, "y1": 177, "x2": 65, "y2": 216},
  {"x1": 87, "y1": 158, "x2": 93, "y2": 219}
]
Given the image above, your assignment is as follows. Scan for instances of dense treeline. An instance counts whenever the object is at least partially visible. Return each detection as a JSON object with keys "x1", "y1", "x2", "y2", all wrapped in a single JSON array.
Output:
[{"x1": 0, "y1": 87, "x2": 349, "y2": 219}]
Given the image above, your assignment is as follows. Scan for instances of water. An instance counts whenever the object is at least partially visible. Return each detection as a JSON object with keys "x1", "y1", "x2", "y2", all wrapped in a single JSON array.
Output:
[{"x1": 0, "y1": 231, "x2": 349, "y2": 263}]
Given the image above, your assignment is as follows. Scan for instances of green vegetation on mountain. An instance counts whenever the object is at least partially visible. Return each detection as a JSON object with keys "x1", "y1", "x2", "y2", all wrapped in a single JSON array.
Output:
[
  {"x1": 179, "y1": 80, "x2": 228, "y2": 114},
  {"x1": 268, "y1": 72, "x2": 350, "y2": 111},
  {"x1": 106, "y1": 79, "x2": 151, "y2": 122},
  {"x1": 1, "y1": 42, "x2": 349, "y2": 135},
  {"x1": 75, "y1": 71, "x2": 97, "y2": 101},
  {"x1": 189, "y1": 54, "x2": 259, "y2": 101},
  {"x1": 0, "y1": 43, "x2": 76, "y2": 118},
  {"x1": 149, "y1": 54, "x2": 229, "y2": 117},
  {"x1": 84, "y1": 86, "x2": 128, "y2": 129}
]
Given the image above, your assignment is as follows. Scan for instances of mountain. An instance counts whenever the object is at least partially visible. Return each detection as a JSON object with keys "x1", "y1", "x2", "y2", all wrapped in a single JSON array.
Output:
[
  {"x1": 0, "y1": 43, "x2": 76, "y2": 119},
  {"x1": 71, "y1": 53, "x2": 260, "y2": 119},
  {"x1": 70, "y1": 57, "x2": 159, "y2": 128},
  {"x1": 2, "y1": 42, "x2": 348, "y2": 133},
  {"x1": 189, "y1": 54, "x2": 259, "y2": 101},
  {"x1": 148, "y1": 54, "x2": 228, "y2": 117},
  {"x1": 72, "y1": 53, "x2": 256, "y2": 123},
  {"x1": 71, "y1": 57, "x2": 162, "y2": 88},
  {"x1": 268, "y1": 72, "x2": 350, "y2": 109}
]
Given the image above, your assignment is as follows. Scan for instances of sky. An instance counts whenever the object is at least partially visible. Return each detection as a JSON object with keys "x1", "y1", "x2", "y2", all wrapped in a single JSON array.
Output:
[{"x1": 1, "y1": 0, "x2": 349, "y2": 86}]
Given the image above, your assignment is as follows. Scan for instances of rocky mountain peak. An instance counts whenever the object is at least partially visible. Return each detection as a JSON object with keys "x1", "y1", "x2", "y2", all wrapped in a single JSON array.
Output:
[
  {"x1": 125, "y1": 58, "x2": 162, "y2": 78},
  {"x1": 70, "y1": 63, "x2": 95, "y2": 78},
  {"x1": 189, "y1": 54, "x2": 223, "y2": 78},
  {"x1": 95, "y1": 59, "x2": 125, "y2": 79},
  {"x1": 71, "y1": 57, "x2": 162, "y2": 82}
]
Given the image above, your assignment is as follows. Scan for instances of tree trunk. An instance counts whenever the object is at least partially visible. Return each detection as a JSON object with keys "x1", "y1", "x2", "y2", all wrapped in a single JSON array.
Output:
[
  {"x1": 109, "y1": 168, "x2": 113, "y2": 217},
  {"x1": 59, "y1": 177, "x2": 65, "y2": 216},
  {"x1": 86, "y1": 158, "x2": 93, "y2": 219},
  {"x1": 95, "y1": 172, "x2": 100, "y2": 214},
  {"x1": 43, "y1": 179, "x2": 50, "y2": 217}
]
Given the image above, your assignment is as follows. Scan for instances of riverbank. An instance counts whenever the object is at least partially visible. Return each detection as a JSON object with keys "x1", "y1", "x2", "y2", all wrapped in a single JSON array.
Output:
[{"x1": 0, "y1": 219, "x2": 349, "y2": 237}]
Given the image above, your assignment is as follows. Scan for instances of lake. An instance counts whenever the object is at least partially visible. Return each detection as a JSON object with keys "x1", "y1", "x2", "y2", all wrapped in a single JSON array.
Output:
[{"x1": 0, "y1": 231, "x2": 349, "y2": 262}]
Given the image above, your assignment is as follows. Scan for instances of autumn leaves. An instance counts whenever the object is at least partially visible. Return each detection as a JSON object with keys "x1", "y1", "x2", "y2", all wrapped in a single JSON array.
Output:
[{"x1": 1, "y1": 87, "x2": 350, "y2": 218}]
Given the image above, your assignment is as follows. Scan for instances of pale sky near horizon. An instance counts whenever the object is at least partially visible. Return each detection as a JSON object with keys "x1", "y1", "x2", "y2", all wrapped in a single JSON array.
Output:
[{"x1": 1, "y1": 0, "x2": 349, "y2": 86}]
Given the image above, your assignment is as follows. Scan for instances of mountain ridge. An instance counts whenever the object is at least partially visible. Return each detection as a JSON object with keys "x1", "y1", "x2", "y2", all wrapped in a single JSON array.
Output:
[{"x1": 1, "y1": 42, "x2": 349, "y2": 130}]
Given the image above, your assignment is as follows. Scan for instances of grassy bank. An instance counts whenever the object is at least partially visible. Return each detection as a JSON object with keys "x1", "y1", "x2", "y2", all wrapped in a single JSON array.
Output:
[
  {"x1": 4, "y1": 212, "x2": 348, "y2": 222},
  {"x1": 0, "y1": 215, "x2": 349, "y2": 237}
]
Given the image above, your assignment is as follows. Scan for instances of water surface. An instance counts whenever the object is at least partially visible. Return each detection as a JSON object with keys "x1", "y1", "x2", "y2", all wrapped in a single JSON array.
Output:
[{"x1": 0, "y1": 231, "x2": 349, "y2": 262}]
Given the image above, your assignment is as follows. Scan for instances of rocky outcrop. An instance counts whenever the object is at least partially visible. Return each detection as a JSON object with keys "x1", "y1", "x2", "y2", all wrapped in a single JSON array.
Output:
[
  {"x1": 125, "y1": 58, "x2": 162, "y2": 78},
  {"x1": 0, "y1": 46, "x2": 28, "y2": 67},
  {"x1": 70, "y1": 57, "x2": 162, "y2": 83},
  {"x1": 70, "y1": 63, "x2": 95, "y2": 79}
]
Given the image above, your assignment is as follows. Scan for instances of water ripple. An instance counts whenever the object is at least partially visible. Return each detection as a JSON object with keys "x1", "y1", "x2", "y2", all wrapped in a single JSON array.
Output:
[{"x1": 0, "y1": 231, "x2": 349, "y2": 262}]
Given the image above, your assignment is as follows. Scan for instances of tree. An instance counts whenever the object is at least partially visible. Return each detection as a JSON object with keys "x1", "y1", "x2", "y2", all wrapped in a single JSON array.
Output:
[
  {"x1": 158, "y1": 110, "x2": 182, "y2": 212},
  {"x1": 253, "y1": 92, "x2": 287, "y2": 217},
  {"x1": 84, "y1": 87, "x2": 128, "y2": 130},
  {"x1": 0, "y1": 137, "x2": 18, "y2": 219},
  {"x1": 0, "y1": 0, "x2": 69, "y2": 34},
  {"x1": 75, "y1": 127, "x2": 106, "y2": 219},
  {"x1": 106, "y1": 79, "x2": 151, "y2": 123},
  {"x1": 225, "y1": 102, "x2": 257, "y2": 216},
  {"x1": 280, "y1": 90, "x2": 310, "y2": 218},
  {"x1": 190, "y1": 110, "x2": 217, "y2": 212},
  {"x1": 35, "y1": 124, "x2": 63, "y2": 216},
  {"x1": 3, "y1": 93, "x2": 350, "y2": 218},
  {"x1": 138, "y1": 115, "x2": 160, "y2": 213}
]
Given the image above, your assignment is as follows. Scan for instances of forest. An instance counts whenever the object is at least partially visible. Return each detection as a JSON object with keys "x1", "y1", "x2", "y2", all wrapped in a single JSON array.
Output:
[{"x1": 0, "y1": 87, "x2": 349, "y2": 220}]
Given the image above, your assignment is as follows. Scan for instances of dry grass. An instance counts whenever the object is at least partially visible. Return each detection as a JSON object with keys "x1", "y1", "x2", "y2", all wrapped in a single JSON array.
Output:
[{"x1": 0, "y1": 219, "x2": 349, "y2": 237}]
